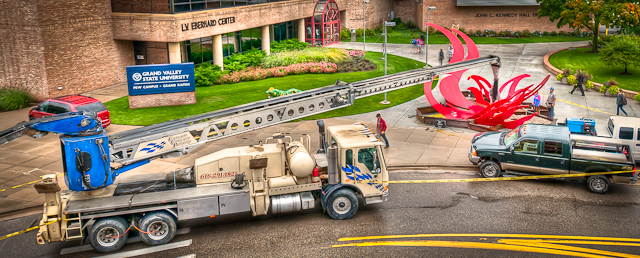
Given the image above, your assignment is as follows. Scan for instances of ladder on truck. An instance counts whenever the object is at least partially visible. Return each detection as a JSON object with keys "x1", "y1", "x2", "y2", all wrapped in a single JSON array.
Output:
[{"x1": 108, "y1": 56, "x2": 500, "y2": 165}]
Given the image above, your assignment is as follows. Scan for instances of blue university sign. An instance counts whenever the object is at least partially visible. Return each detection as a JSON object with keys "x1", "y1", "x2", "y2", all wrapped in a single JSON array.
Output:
[{"x1": 126, "y1": 63, "x2": 195, "y2": 96}]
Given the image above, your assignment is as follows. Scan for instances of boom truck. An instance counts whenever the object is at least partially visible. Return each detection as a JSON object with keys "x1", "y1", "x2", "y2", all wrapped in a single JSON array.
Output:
[{"x1": 0, "y1": 56, "x2": 501, "y2": 253}]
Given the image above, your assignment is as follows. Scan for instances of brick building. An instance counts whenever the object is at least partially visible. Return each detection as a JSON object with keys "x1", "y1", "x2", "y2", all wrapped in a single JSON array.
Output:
[{"x1": 1, "y1": 0, "x2": 563, "y2": 100}]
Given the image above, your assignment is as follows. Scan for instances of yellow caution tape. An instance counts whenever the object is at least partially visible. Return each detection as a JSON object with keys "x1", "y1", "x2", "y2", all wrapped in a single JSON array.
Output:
[
  {"x1": 0, "y1": 173, "x2": 63, "y2": 193},
  {"x1": 358, "y1": 170, "x2": 635, "y2": 184},
  {"x1": 0, "y1": 219, "x2": 58, "y2": 241}
]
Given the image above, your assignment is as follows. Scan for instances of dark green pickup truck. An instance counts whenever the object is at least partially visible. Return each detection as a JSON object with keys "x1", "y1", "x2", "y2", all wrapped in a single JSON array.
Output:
[{"x1": 468, "y1": 124, "x2": 636, "y2": 193}]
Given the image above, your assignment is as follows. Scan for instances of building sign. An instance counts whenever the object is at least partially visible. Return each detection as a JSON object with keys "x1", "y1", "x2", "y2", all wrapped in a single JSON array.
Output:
[
  {"x1": 181, "y1": 17, "x2": 236, "y2": 31},
  {"x1": 475, "y1": 12, "x2": 538, "y2": 18},
  {"x1": 126, "y1": 63, "x2": 195, "y2": 96}
]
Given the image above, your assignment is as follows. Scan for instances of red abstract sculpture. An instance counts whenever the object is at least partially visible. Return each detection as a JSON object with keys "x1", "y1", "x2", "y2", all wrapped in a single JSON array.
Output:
[{"x1": 423, "y1": 23, "x2": 550, "y2": 129}]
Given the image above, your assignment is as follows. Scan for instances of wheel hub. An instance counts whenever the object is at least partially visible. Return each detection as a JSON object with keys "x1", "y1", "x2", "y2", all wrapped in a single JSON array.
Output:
[
  {"x1": 333, "y1": 197, "x2": 351, "y2": 215},
  {"x1": 147, "y1": 221, "x2": 169, "y2": 241},
  {"x1": 97, "y1": 227, "x2": 119, "y2": 247}
]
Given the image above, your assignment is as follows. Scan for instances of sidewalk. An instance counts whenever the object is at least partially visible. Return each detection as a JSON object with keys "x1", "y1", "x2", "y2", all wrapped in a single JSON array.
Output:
[{"x1": 1, "y1": 41, "x2": 638, "y2": 216}]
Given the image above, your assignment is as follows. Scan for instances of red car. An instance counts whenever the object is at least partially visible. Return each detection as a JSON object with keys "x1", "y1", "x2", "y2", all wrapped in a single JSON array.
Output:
[{"x1": 29, "y1": 95, "x2": 111, "y2": 128}]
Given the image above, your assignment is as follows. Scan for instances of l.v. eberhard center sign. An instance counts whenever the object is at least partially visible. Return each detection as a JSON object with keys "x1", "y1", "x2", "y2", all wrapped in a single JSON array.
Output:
[{"x1": 126, "y1": 63, "x2": 196, "y2": 109}]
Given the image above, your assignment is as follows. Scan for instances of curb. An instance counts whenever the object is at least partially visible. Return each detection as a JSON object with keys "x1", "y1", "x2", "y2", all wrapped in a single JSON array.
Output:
[
  {"x1": 387, "y1": 164, "x2": 477, "y2": 169},
  {"x1": 543, "y1": 45, "x2": 639, "y2": 100}
]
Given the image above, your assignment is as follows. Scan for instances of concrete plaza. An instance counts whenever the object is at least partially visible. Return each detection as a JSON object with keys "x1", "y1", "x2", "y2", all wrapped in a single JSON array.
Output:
[{"x1": 0, "y1": 41, "x2": 638, "y2": 216}]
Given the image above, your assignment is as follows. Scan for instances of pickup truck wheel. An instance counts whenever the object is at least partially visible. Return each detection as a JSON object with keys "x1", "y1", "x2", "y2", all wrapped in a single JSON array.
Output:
[
  {"x1": 480, "y1": 160, "x2": 501, "y2": 178},
  {"x1": 327, "y1": 189, "x2": 359, "y2": 220},
  {"x1": 139, "y1": 211, "x2": 177, "y2": 246},
  {"x1": 587, "y1": 175, "x2": 610, "y2": 194},
  {"x1": 89, "y1": 216, "x2": 129, "y2": 253}
]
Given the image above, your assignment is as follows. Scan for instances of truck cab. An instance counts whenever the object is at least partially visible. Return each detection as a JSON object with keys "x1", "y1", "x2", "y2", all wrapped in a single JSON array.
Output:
[{"x1": 605, "y1": 116, "x2": 640, "y2": 164}]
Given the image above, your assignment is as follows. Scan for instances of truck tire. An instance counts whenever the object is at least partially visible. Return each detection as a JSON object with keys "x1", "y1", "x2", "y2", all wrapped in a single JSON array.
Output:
[
  {"x1": 327, "y1": 189, "x2": 359, "y2": 220},
  {"x1": 480, "y1": 160, "x2": 501, "y2": 178},
  {"x1": 139, "y1": 211, "x2": 177, "y2": 246},
  {"x1": 587, "y1": 175, "x2": 610, "y2": 194},
  {"x1": 89, "y1": 216, "x2": 129, "y2": 253}
]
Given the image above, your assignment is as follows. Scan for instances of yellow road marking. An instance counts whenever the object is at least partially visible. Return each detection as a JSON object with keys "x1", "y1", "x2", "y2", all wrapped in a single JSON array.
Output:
[
  {"x1": 499, "y1": 239, "x2": 640, "y2": 258},
  {"x1": 519, "y1": 240, "x2": 640, "y2": 247},
  {"x1": 338, "y1": 233, "x2": 640, "y2": 242},
  {"x1": 332, "y1": 240, "x2": 610, "y2": 258},
  {"x1": 556, "y1": 98, "x2": 615, "y2": 116},
  {"x1": 0, "y1": 173, "x2": 64, "y2": 192}
]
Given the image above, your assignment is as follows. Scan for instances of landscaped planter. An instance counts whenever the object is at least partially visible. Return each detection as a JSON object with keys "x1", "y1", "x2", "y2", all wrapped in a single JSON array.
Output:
[{"x1": 561, "y1": 77, "x2": 569, "y2": 84}]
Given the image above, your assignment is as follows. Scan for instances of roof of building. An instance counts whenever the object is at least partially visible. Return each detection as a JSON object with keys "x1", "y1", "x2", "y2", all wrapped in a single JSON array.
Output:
[
  {"x1": 54, "y1": 95, "x2": 99, "y2": 106},
  {"x1": 521, "y1": 124, "x2": 570, "y2": 141},
  {"x1": 328, "y1": 123, "x2": 381, "y2": 149}
]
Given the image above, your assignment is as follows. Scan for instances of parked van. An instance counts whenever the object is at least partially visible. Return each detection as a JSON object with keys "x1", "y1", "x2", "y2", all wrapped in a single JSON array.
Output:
[{"x1": 605, "y1": 116, "x2": 640, "y2": 163}]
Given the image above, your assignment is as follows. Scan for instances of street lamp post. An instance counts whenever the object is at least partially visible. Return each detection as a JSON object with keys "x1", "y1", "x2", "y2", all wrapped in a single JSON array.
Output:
[
  {"x1": 425, "y1": 6, "x2": 436, "y2": 67},
  {"x1": 363, "y1": 0, "x2": 369, "y2": 52},
  {"x1": 381, "y1": 21, "x2": 395, "y2": 105}
]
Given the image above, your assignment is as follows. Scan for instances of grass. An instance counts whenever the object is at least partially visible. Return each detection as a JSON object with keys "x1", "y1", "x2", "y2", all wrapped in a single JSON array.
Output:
[
  {"x1": 549, "y1": 48, "x2": 640, "y2": 92},
  {"x1": 105, "y1": 52, "x2": 426, "y2": 126},
  {"x1": 355, "y1": 35, "x2": 587, "y2": 44}
]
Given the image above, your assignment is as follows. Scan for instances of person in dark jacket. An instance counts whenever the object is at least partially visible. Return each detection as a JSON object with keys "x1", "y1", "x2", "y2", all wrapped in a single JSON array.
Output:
[
  {"x1": 569, "y1": 70, "x2": 585, "y2": 96},
  {"x1": 376, "y1": 114, "x2": 389, "y2": 148},
  {"x1": 617, "y1": 92, "x2": 628, "y2": 116},
  {"x1": 438, "y1": 49, "x2": 444, "y2": 66}
]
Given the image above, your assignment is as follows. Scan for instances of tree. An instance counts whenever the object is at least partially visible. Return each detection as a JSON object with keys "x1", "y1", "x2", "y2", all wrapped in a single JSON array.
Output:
[
  {"x1": 537, "y1": 0, "x2": 640, "y2": 52},
  {"x1": 600, "y1": 36, "x2": 640, "y2": 75}
]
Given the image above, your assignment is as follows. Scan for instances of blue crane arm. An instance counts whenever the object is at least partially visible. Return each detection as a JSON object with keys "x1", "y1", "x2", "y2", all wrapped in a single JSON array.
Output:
[{"x1": 0, "y1": 111, "x2": 103, "y2": 146}]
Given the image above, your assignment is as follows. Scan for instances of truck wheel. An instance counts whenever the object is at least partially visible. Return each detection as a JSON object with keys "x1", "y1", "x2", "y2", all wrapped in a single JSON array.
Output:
[
  {"x1": 89, "y1": 216, "x2": 129, "y2": 253},
  {"x1": 139, "y1": 211, "x2": 177, "y2": 246},
  {"x1": 327, "y1": 189, "x2": 359, "y2": 220},
  {"x1": 480, "y1": 160, "x2": 501, "y2": 178},
  {"x1": 587, "y1": 175, "x2": 610, "y2": 194}
]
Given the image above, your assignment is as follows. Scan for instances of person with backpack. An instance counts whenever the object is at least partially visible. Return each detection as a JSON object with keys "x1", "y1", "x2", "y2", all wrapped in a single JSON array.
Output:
[
  {"x1": 411, "y1": 37, "x2": 418, "y2": 54},
  {"x1": 569, "y1": 70, "x2": 585, "y2": 96},
  {"x1": 439, "y1": 49, "x2": 444, "y2": 66},
  {"x1": 617, "y1": 91, "x2": 628, "y2": 116}
]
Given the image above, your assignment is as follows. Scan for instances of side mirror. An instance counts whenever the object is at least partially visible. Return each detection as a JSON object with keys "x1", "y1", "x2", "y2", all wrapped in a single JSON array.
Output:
[{"x1": 373, "y1": 150, "x2": 378, "y2": 165}]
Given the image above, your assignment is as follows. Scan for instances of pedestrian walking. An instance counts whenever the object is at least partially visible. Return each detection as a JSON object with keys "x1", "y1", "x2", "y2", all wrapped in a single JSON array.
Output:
[
  {"x1": 411, "y1": 37, "x2": 418, "y2": 54},
  {"x1": 569, "y1": 70, "x2": 585, "y2": 96},
  {"x1": 438, "y1": 49, "x2": 444, "y2": 66},
  {"x1": 447, "y1": 44, "x2": 454, "y2": 62},
  {"x1": 376, "y1": 114, "x2": 389, "y2": 148},
  {"x1": 617, "y1": 91, "x2": 628, "y2": 116},
  {"x1": 532, "y1": 91, "x2": 541, "y2": 114},
  {"x1": 417, "y1": 36, "x2": 425, "y2": 54},
  {"x1": 546, "y1": 87, "x2": 556, "y2": 119}
]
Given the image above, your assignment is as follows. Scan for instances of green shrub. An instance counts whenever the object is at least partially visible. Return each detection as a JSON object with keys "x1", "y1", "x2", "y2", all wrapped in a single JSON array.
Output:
[
  {"x1": 475, "y1": 30, "x2": 482, "y2": 36},
  {"x1": 395, "y1": 22, "x2": 406, "y2": 30},
  {"x1": 556, "y1": 74, "x2": 564, "y2": 81},
  {"x1": 558, "y1": 31, "x2": 568, "y2": 36},
  {"x1": 262, "y1": 48, "x2": 349, "y2": 68},
  {"x1": 513, "y1": 31, "x2": 522, "y2": 37},
  {"x1": 356, "y1": 28, "x2": 364, "y2": 37},
  {"x1": 365, "y1": 28, "x2": 376, "y2": 36},
  {"x1": 0, "y1": 84, "x2": 33, "y2": 111},
  {"x1": 609, "y1": 85, "x2": 619, "y2": 95},
  {"x1": 340, "y1": 28, "x2": 350, "y2": 40},
  {"x1": 522, "y1": 29, "x2": 531, "y2": 37},
  {"x1": 543, "y1": 31, "x2": 550, "y2": 36},
  {"x1": 562, "y1": 68, "x2": 572, "y2": 76},
  {"x1": 550, "y1": 31, "x2": 558, "y2": 36},
  {"x1": 585, "y1": 80, "x2": 594, "y2": 89},
  {"x1": 498, "y1": 30, "x2": 511, "y2": 37},
  {"x1": 599, "y1": 85, "x2": 607, "y2": 93},
  {"x1": 194, "y1": 63, "x2": 224, "y2": 87},
  {"x1": 223, "y1": 49, "x2": 265, "y2": 71},
  {"x1": 406, "y1": 21, "x2": 416, "y2": 28},
  {"x1": 241, "y1": 39, "x2": 261, "y2": 51},
  {"x1": 635, "y1": 93, "x2": 640, "y2": 102},
  {"x1": 567, "y1": 75, "x2": 576, "y2": 85},
  {"x1": 391, "y1": 17, "x2": 402, "y2": 24},
  {"x1": 271, "y1": 39, "x2": 308, "y2": 53}
]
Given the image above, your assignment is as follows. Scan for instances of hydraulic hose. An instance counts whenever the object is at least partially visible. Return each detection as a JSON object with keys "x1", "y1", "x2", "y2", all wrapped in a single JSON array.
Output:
[{"x1": 78, "y1": 140, "x2": 110, "y2": 190}]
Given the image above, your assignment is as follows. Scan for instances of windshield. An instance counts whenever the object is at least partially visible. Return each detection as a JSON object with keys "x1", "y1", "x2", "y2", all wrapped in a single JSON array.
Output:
[
  {"x1": 502, "y1": 126, "x2": 521, "y2": 146},
  {"x1": 76, "y1": 102, "x2": 107, "y2": 112}
]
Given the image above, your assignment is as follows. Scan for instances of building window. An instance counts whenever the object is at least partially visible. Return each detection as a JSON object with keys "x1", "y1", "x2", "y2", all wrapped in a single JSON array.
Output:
[
  {"x1": 112, "y1": 0, "x2": 296, "y2": 14},
  {"x1": 273, "y1": 21, "x2": 298, "y2": 42},
  {"x1": 181, "y1": 37, "x2": 214, "y2": 65}
]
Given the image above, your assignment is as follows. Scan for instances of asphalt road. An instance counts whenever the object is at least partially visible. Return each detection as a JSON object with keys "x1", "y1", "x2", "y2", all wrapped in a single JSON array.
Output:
[{"x1": 2, "y1": 170, "x2": 640, "y2": 258}]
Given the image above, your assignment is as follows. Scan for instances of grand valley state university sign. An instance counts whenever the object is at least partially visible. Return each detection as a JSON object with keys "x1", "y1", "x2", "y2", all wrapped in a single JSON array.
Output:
[{"x1": 126, "y1": 63, "x2": 197, "y2": 109}]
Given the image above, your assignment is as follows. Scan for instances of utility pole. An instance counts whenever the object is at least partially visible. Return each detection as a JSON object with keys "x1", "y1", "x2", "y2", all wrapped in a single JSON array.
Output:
[
  {"x1": 425, "y1": 6, "x2": 436, "y2": 67},
  {"x1": 381, "y1": 21, "x2": 395, "y2": 105},
  {"x1": 363, "y1": 0, "x2": 369, "y2": 52}
]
